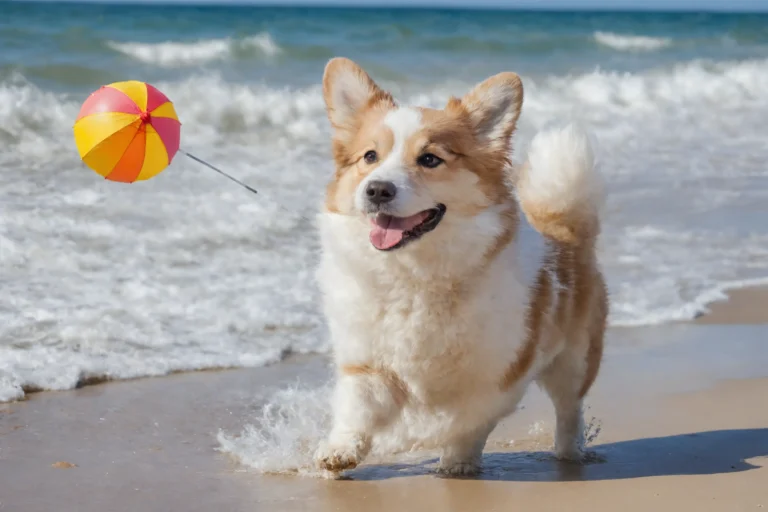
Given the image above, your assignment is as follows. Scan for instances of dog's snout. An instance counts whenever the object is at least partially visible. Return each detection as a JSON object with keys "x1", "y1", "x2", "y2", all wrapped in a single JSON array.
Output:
[{"x1": 365, "y1": 180, "x2": 397, "y2": 205}]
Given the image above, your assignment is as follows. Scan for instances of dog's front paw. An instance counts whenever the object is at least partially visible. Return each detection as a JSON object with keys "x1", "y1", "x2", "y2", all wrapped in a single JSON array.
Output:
[
  {"x1": 436, "y1": 459, "x2": 481, "y2": 477},
  {"x1": 314, "y1": 442, "x2": 361, "y2": 472}
]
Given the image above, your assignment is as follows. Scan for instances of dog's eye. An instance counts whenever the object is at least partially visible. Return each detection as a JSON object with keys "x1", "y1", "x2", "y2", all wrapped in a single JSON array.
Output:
[
  {"x1": 363, "y1": 150, "x2": 378, "y2": 164},
  {"x1": 417, "y1": 153, "x2": 443, "y2": 169}
]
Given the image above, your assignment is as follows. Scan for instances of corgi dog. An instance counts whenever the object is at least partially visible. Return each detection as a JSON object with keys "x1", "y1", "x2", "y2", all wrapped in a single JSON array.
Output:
[{"x1": 314, "y1": 57, "x2": 608, "y2": 477}]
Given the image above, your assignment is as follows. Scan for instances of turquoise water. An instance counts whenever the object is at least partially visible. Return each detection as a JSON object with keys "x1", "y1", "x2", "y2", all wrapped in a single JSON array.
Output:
[
  {"x1": 3, "y1": 5, "x2": 768, "y2": 89},
  {"x1": 2, "y1": 3, "x2": 768, "y2": 400}
]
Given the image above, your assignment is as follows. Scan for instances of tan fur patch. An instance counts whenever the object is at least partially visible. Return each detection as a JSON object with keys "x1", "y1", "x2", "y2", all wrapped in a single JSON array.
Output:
[
  {"x1": 341, "y1": 364, "x2": 410, "y2": 407},
  {"x1": 517, "y1": 162, "x2": 600, "y2": 247},
  {"x1": 500, "y1": 256, "x2": 553, "y2": 390},
  {"x1": 481, "y1": 205, "x2": 519, "y2": 269},
  {"x1": 522, "y1": 207, "x2": 598, "y2": 246},
  {"x1": 580, "y1": 274, "x2": 608, "y2": 398},
  {"x1": 501, "y1": 239, "x2": 607, "y2": 394},
  {"x1": 325, "y1": 100, "x2": 396, "y2": 213}
]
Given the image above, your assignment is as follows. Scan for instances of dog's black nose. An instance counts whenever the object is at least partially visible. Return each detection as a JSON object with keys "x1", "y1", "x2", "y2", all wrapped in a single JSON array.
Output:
[{"x1": 365, "y1": 180, "x2": 397, "y2": 205}]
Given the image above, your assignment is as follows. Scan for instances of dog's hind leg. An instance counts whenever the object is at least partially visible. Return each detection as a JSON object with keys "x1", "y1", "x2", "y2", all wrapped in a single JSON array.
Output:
[
  {"x1": 537, "y1": 313, "x2": 604, "y2": 461},
  {"x1": 537, "y1": 342, "x2": 588, "y2": 461}
]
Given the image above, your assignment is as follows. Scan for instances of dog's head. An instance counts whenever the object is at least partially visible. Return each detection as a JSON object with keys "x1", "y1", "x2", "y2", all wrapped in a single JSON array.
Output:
[{"x1": 321, "y1": 57, "x2": 523, "y2": 257}]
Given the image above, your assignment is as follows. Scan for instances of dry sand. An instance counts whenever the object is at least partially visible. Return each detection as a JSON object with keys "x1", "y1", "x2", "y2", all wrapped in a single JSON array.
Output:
[{"x1": 2, "y1": 307, "x2": 767, "y2": 511}]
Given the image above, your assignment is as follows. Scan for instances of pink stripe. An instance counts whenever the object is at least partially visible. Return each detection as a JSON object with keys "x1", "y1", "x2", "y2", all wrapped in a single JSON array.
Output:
[
  {"x1": 145, "y1": 83, "x2": 172, "y2": 112},
  {"x1": 149, "y1": 117, "x2": 181, "y2": 162},
  {"x1": 76, "y1": 86, "x2": 139, "y2": 121}
]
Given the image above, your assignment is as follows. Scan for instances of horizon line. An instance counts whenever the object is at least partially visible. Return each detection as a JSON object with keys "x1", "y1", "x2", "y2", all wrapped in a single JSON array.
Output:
[{"x1": 7, "y1": 0, "x2": 768, "y2": 13}]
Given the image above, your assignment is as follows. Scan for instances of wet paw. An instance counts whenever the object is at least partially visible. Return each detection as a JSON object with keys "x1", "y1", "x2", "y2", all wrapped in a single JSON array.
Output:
[
  {"x1": 436, "y1": 460, "x2": 481, "y2": 477},
  {"x1": 315, "y1": 443, "x2": 360, "y2": 472},
  {"x1": 555, "y1": 445, "x2": 585, "y2": 463}
]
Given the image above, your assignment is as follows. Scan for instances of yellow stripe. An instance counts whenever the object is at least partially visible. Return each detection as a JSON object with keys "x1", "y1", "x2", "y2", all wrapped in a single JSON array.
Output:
[
  {"x1": 135, "y1": 124, "x2": 169, "y2": 181},
  {"x1": 150, "y1": 101, "x2": 179, "y2": 120},
  {"x1": 82, "y1": 121, "x2": 142, "y2": 177},
  {"x1": 73, "y1": 112, "x2": 140, "y2": 158},
  {"x1": 107, "y1": 81, "x2": 148, "y2": 111}
]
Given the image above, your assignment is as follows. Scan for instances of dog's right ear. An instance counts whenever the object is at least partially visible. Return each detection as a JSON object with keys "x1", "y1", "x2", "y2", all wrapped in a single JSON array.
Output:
[
  {"x1": 458, "y1": 72, "x2": 523, "y2": 153},
  {"x1": 322, "y1": 57, "x2": 393, "y2": 132}
]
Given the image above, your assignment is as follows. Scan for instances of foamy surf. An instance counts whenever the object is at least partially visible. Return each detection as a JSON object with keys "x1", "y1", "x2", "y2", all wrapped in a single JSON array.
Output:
[
  {"x1": 217, "y1": 383, "x2": 334, "y2": 477},
  {"x1": 594, "y1": 31, "x2": 672, "y2": 51},
  {"x1": 0, "y1": 344, "x2": 288, "y2": 403},
  {"x1": 611, "y1": 276, "x2": 768, "y2": 327},
  {"x1": 107, "y1": 33, "x2": 281, "y2": 67},
  {"x1": 4, "y1": 57, "x2": 767, "y2": 148}
]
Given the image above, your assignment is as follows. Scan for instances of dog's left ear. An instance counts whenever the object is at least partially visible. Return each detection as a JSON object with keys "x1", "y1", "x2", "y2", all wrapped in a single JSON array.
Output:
[
  {"x1": 459, "y1": 72, "x2": 523, "y2": 151},
  {"x1": 322, "y1": 57, "x2": 394, "y2": 133}
]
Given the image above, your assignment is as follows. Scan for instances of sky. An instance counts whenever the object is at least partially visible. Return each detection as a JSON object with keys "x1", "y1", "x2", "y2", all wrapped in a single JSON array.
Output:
[{"x1": 14, "y1": 0, "x2": 768, "y2": 9}]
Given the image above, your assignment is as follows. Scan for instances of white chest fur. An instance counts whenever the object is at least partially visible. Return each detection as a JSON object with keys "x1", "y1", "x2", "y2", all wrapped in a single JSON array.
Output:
[{"x1": 315, "y1": 208, "x2": 547, "y2": 403}]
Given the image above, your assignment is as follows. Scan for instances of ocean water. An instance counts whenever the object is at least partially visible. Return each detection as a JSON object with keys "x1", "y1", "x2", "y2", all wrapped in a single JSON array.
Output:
[{"x1": 1, "y1": 4, "x2": 768, "y2": 403}]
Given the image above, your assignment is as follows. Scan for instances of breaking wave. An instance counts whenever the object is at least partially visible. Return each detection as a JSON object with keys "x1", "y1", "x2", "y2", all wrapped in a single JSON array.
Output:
[
  {"x1": 594, "y1": 31, "x2": 672, "y2": 52},
  {"x1": 3, "y1": 56, "x2": 766, "y2": 148},
  {"x1": 107, "y1": 33, "x2": 281, "y2": 67}
]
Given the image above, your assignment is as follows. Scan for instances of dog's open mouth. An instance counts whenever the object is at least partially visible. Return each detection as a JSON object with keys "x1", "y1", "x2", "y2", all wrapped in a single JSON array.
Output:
[{"x1": 369, "y1": 204, "x2": 446, "y2": 251}]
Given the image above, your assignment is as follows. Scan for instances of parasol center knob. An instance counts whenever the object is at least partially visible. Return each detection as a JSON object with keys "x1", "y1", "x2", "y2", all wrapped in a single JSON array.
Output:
[{"x1": 140, "y1": 111, "x2": 151, "y2": 122}]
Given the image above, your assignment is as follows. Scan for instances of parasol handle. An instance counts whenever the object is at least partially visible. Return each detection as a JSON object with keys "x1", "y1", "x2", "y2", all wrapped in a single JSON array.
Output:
[{"x1": 180, "y1": 150, "x2": 259, "y2": 197}]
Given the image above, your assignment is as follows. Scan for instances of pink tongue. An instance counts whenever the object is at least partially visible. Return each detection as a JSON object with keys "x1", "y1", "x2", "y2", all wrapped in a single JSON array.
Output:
[{"x1": 370, "y1": 211, "x2": 430, "y2": 250}]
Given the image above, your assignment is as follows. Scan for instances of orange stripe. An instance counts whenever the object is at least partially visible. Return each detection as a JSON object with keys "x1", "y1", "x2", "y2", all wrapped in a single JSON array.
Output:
[
  {"x1": 73, "y1": 112, "x2": 140, "y2": 158},
  {"x1": 81, "y1": 120, "x2": 142, "y2": 177},
  {"x1": 105, "y1": 128, "x2": 146, "y2": 183}
]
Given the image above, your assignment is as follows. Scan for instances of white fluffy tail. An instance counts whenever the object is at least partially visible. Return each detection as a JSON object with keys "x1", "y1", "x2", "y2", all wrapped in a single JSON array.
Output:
[{"x1": 517, "y1": 123, "x2": 604, "y2": 244}]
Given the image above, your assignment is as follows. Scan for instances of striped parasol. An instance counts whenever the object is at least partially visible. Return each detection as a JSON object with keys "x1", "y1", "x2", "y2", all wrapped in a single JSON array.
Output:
[{"x1": 73, "y1": 80, "x2": 181, "y2": 182}]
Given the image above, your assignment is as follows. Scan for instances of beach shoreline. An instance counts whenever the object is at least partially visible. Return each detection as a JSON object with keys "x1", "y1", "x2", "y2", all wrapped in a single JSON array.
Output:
[
  {"x1": 694, "y1": 285, "x2": 768, "y2": 325},
  {"x1": 6, "y1": 283, "x2": 764, "y2": 404},
  {"x1": 2, "y1": 319, "x2": 768, "y2": 511}
]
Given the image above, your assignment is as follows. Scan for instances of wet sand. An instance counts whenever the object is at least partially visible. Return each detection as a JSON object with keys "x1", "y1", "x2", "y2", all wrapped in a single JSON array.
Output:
[
  {"x1": 2, "y1": 320, "x2": 768, "y2": 512},
  {"x1": 695, "y1": 285, "x2": 768, "y2": 325}
]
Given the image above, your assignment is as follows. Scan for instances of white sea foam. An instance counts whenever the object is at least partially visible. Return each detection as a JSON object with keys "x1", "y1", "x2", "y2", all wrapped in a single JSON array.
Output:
[
  {"x1": 6, "y1": 57, "x2": 764, "y2": 149},
  {"x1": 524, "y1": 58, "x2": 768, "y2": 119},
  {"x1": 0, "y1": 373, "x2": 24, "y2": 402},
  {"x1": 107, "y1": 33, "x2": 281, "y2": 67},
  {"x1": 2, "y1": 57, "x2": 768, "y2": 401},
  {"x1": 217, "y1": 383, "x2": 333, "y2": 476},
  {"x1": 594, "y1": 31, "x2": 672, "y2": 51},
  {"x1": 613, "y1": 276, "x2": 768, "y2": 327},
  {"x1": 216, "y1": 382, "x2": 454, "y2": 477}
]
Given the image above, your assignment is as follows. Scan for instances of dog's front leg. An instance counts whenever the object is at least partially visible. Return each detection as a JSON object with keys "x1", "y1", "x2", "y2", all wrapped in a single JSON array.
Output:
[{"x1": 315, "y1": 366, "x2": 404, "y2": 472}]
